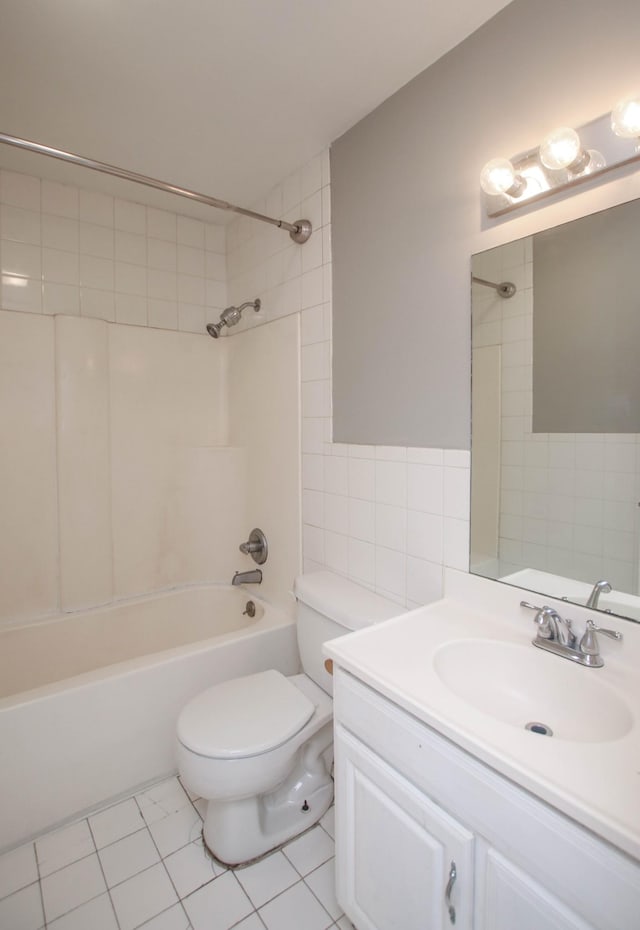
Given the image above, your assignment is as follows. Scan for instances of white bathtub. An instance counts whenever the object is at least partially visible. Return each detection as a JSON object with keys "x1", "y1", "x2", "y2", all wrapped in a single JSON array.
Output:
[{"x1": 0, "y1": 584, "x2": 298, "y2": 852}]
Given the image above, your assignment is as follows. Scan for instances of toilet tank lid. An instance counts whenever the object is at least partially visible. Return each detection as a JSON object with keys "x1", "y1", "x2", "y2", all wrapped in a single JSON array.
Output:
[{"x1": 293, "y1": 571, "x2": 402, "y2": 631}]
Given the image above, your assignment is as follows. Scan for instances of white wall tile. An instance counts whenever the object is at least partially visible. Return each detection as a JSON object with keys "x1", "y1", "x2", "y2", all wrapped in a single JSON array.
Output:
[
  {"x1": 79, "y1": 190, "x2": 114, "y2": 227},
  {"x1": 1, "y1": 204, "x2": 41, "y2": 244},
  {"x1": 0, "y1": 170, "x2": 40, "y2": 210},
  {"x1": 1, "y1": 240, "x2": 41, "y2": 279},
  {"x1": 42, "y1": 180, "x2": 79, "y2": 219},
  {"x1": 43, "y1": 282, "x2": 80, "y2": 316}
]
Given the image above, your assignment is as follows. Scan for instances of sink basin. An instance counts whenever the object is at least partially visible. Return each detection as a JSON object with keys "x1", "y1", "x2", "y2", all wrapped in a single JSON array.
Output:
[{"x1": 433, "y1": 640, "x2": 634, "y2": 742}]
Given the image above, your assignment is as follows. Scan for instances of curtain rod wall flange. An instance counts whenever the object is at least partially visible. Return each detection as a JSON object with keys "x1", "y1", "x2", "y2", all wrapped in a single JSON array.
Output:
[{"x1": 0, "y1": 132, "x2": 312, "y2": 244}]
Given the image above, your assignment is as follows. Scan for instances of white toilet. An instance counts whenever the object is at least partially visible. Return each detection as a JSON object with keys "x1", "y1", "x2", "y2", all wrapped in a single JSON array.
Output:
[{"x1": 176, "y1": 571, "x2": 400, "y2": 865}]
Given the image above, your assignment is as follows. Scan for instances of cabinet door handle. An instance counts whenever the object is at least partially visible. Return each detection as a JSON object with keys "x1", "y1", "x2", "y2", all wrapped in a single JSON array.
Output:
[{"x1": 444, "y1": 859, "x2": 457, "y2": 924}]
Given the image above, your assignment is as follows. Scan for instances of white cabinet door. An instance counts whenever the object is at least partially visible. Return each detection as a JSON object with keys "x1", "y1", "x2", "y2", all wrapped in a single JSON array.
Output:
[
  {"x1": 476, "y1": 846, "x2": 594, "y2": 930},
  {"x1": 335, "y1": 726, "x2": 474, "y2": 930}
]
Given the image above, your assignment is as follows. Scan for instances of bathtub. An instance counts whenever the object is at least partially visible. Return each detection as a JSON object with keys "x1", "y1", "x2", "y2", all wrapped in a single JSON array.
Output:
[{"x1": 0, "y1": 584, "x2": 299, "y2": 852}]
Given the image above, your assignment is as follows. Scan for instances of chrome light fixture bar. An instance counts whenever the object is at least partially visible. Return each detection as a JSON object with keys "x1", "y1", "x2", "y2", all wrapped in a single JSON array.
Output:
[
  {"x1": 0, "y1": 132, "x2": 313, "y2": 244},
  {"x1": 481, "y1": 94, "x2": 640, "y2": 218}
]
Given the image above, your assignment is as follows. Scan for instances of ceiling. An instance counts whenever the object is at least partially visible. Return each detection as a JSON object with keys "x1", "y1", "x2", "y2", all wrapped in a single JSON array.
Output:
[{"x1": 0, "y1": 0, "x2": 511, "y2": 224}]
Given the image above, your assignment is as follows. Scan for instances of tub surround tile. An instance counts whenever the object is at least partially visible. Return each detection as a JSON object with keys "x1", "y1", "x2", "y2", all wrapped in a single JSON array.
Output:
[{"x1": 55, "y1": 315, "x2": 113, "y2": 611}]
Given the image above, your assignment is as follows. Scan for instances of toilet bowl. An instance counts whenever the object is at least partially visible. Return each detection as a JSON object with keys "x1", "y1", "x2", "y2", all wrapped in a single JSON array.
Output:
[{"x1": 176, "y1": 571, "x2": 401, "y2": 865}]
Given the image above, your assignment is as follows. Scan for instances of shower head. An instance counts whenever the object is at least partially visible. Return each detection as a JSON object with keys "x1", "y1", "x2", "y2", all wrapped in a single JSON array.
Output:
[{"x1": 206, "y1": 299, "x2": 261, "y2": 338}]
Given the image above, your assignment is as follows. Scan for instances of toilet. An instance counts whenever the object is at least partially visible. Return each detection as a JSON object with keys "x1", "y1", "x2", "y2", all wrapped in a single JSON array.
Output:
[{"x1": 176, "y1": 570, "x2": 400, "y2": 865}]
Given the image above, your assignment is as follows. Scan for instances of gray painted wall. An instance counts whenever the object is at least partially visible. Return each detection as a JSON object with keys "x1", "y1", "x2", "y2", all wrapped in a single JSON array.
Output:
[
  {"x1": 533, "y1": 200, "x2": 640, "y2": 434},
  {"x1": 331, "y1": 0, "x2": 640, "y2": 449}
]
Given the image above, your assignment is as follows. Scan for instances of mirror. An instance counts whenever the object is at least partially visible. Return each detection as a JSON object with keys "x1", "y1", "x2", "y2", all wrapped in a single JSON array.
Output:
[{"x1": 470, "y1": 197, "x2": 640, "y2": 624}]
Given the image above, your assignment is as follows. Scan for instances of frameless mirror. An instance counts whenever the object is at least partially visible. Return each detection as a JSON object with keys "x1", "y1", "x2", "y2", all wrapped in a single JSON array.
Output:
[{"x1": 470, "y1": 197, "x2": 640, "y2": 624}]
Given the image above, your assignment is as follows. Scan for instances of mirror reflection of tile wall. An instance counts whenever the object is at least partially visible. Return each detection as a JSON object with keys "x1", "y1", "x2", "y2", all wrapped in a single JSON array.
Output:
[{"x1": 471, "y1": 240, "x2": 640, "y2": 596}]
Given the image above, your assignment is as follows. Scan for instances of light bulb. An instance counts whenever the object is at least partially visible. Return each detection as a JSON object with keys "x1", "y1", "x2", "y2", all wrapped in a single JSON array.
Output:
[
  {"x1": 479, "y1": 158, "x2": 526, "y2": 197},
  {"x1": 581, "y1": 149, "x2": 606, "y2": 175},
  {"x1": 539, "y1": 127, "x2": 587, "y2": 171},
  {"x1": 611, "y1": 95, "x2": 640, "y2": 139}
]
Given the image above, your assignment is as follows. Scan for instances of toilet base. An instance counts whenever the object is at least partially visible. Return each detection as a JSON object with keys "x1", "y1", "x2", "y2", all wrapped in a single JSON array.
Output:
[{"x1": 202, "y1": 752, "x2": 334, "y2": 866}]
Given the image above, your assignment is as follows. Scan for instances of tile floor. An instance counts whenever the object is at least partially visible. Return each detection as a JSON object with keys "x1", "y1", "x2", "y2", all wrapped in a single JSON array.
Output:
[{"x1": 0, "y1": 776, "x2": 355, "y2": 930}]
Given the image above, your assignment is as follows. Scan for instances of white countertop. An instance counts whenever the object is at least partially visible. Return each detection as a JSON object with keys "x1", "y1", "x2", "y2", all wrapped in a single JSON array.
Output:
[{"x1": 325, "y1": 569, "x2": 640, "y2": 862}]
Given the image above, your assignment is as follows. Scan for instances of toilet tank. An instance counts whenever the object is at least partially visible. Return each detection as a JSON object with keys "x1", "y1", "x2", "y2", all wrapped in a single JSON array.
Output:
[{"x1": 293, "y1": 571, "x2": 402, "y2": 695}]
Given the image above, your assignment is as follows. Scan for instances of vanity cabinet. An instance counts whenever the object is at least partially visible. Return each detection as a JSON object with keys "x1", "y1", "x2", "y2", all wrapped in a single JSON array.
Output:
[{"x1": 333, "y1": 668, "x2": 640, "y2": 930}]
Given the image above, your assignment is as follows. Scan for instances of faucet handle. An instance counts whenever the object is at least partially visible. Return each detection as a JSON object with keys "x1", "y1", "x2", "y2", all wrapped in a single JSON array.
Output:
[{"x1": 579, "y1": 619, "x2": 623, "y2": 657}]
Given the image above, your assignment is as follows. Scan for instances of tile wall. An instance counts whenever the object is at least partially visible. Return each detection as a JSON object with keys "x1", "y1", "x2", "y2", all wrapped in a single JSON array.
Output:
[
  {"x1": 226, "y1": 150, "x2": 470, "y2": 609},
  {"x1": 0, "y1": 168, "x2": 227, "y2": 332},
  {"x1": 472, "y1": 238, "x2": 640, "y2": 592}
]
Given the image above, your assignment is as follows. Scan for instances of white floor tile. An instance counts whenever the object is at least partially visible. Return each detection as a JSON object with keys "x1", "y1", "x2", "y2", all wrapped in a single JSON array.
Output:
[
  {"x1": 258, "y1": 880, "x2": 333, "y2": 930},
  {"x1": 110, "y1": 862, "x2": 179, "y2": 930},
  {"x1": 90, "y1": 798, "x2": 145, "y2": 848},
  {"x1": 320, "y1": 806, "x2": 335, "y2": 839},
  {"x1": 41, "y1": 852, "x2": 106, "y2": 923},
  {"x1": 36, "y1": 819, "x2": 95, "y2": 877},
  {"x1": 232, "y1": 914, "x2": 266, "y2": 930},
  {"x1": 0, "y1": 882, "x2": 44, "y2": 930},
  {"x1": 46, "y1": 892, "x2": 119, "y2": 930},
  {"x1": 283, "y1": 826, "x2": 335, "y2": 876},
  {"x1": 183, "y1": 871, "x2": 253, "y2": 930},
  {"x1": 137, "y1": 777, "x2": 193, "y2": 826},
  {"x1": 148, "y1": 805, "x2": 203, "y2": 858},
  {"x1": 163, "y1": 837, "x2": 222, "y2": 898},
  {"x1": 236, "y1": 850, "x2": 299, "y2": 908},
  {"x1": 98, "y1": 828, "x2": 160, "y2": 887},
  {"x1": 336, "y1": 917, "x2": 355, "y2": 929},
  {"x1": 305, "y1": 860, "x2": 342, "y2": 920},
  {"x1": 0, "y1": 842, "x2": 38, "y2": 899},
  {"x1": 138, "y1": 902, "x2": 192, "y2": 929}
]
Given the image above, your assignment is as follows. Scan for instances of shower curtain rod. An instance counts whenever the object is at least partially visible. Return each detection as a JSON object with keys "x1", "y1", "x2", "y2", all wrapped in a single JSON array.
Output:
[
  {"x1": 471, "y1": 275, "x2": 516, "y2": 299},
  {"x1": 0, "y1": 132, "x2": 312, "y2": 244}
]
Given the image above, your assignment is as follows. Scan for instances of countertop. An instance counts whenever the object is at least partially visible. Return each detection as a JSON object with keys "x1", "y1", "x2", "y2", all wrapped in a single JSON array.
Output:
[{"x1": 325, "y1": 569, "x2": 640, "y2": 861}]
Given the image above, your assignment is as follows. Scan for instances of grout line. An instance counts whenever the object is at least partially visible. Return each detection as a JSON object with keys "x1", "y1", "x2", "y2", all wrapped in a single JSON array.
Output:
[{"x1": 86, "y1": 816, "x2": 122, "y2": 930}]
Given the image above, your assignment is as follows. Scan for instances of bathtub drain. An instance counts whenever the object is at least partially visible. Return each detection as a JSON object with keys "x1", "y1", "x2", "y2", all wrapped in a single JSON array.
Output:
[{"x1": 525, "y1": 721, "x2": 553, "y2": 737}]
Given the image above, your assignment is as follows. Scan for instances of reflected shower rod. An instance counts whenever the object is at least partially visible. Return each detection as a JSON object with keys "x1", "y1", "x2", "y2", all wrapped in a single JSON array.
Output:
[
  {"x1": 0, "y1": 132, "x2": 312, "y2": 244},
  {"x1": 471, "y1": 275, "x2": 516, "y2": 299}
]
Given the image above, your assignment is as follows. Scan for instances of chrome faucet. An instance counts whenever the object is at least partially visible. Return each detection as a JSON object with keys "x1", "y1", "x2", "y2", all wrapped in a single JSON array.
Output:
[
  {"x1": 585, "y1": 580, "x2": 612, "y2": 609},
  {"x1": 521, "y1": 601, "x2": 622, "y2": 668},
  {"x1": 232, "y1": 569, "x2": 263, "y2": 586}
]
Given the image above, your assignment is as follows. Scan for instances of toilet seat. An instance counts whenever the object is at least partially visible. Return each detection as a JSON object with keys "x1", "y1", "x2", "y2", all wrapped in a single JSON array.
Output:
[{"x1": 177, "y1": 669, "x2": 316, "y2": 759}]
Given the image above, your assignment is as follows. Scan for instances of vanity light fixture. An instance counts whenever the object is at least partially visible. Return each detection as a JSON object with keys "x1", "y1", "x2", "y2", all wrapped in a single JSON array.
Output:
[
  {"x1": 481, "y1": 94, "x2": 640, "y2": 217},
  {"x1": 611, "y1": 94, "x2": 640, "y2": 141}
]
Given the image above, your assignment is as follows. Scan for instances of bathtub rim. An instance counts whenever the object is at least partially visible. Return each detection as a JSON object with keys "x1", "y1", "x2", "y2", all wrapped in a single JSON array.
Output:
[{"x1": 0, "y1": 581, "x2": 296, "y2": 710}]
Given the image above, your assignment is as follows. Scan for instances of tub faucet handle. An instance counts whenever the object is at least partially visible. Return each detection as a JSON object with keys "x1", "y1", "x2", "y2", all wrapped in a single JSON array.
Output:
[{"x1": 238, "y1": 528, "x2": 268, "y2": 565}]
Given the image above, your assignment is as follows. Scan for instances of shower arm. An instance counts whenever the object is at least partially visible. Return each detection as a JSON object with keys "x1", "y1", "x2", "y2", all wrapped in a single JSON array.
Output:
[{"x1": 0, "y1": 132, "x2": 312, "y2": 244}]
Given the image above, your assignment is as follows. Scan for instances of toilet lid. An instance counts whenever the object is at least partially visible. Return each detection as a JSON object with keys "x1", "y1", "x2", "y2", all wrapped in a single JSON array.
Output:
[{"x1": 177, "y1": 669, "x2": 316, "y2": 759}]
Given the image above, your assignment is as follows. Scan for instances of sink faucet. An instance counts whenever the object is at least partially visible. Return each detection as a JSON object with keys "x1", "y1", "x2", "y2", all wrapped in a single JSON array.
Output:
[
  {"x1": 232, "y1": 569, "x2": 263, "y2": 586},
  {"x1": 520, "y1": 601, "x2": 622, "y2": 668},
  {"x1": 585, "y1": 580, "x2": 612, "y2": 609}
]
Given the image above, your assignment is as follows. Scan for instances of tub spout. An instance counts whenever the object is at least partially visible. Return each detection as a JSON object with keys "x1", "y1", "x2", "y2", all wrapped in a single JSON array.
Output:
[{"x1": 232, "y1": 569, "x2": 263, "y2": 586}]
